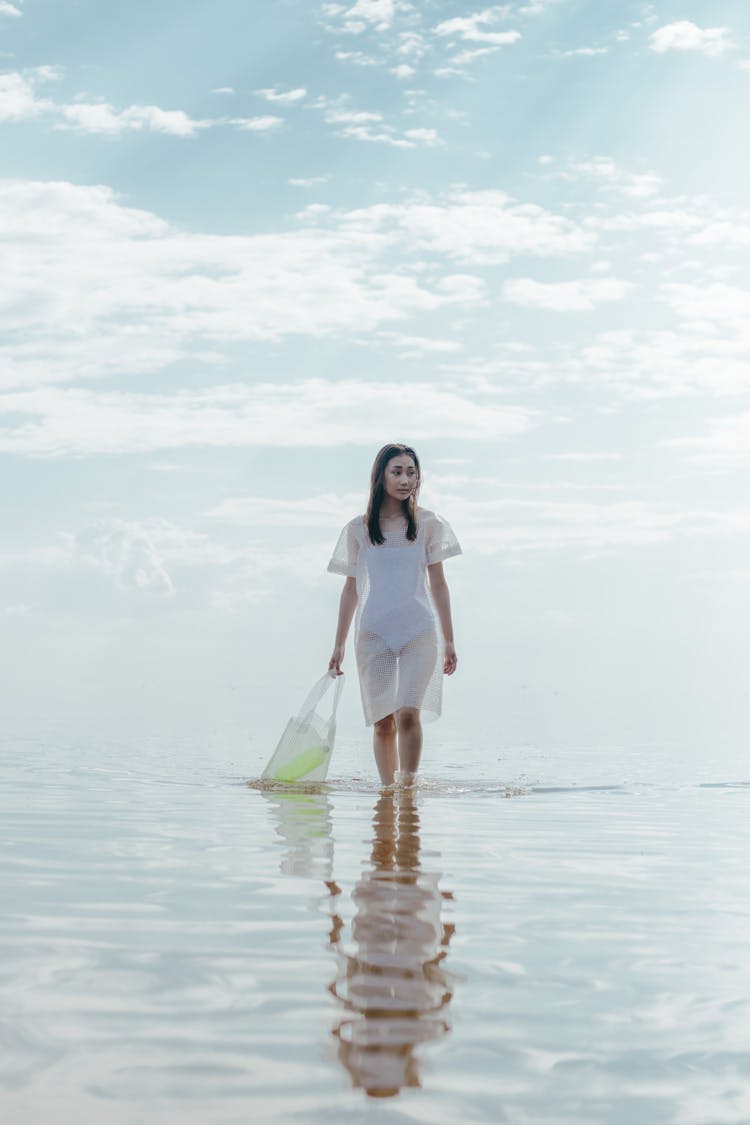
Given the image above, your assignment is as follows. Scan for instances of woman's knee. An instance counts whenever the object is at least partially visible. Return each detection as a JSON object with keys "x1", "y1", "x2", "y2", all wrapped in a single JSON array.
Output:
[
  {"x1": 374, "y1": 714, "x2": 396, "y2": 736},
  {"x1": 395, "y1": 707, "x2": 421, "y2": 730}
]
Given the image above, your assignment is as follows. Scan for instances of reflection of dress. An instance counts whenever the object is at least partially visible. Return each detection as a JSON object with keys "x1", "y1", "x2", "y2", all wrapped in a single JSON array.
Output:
[
  {"x1": 328, "y1": 790, "x2": 455, "y2": 1098},
  {"x1": 259, "y1": 788, "x2": 334, "y2": 880},
  {"x1": 327, "y1": 508, "x2": 462, "y2": 725}
]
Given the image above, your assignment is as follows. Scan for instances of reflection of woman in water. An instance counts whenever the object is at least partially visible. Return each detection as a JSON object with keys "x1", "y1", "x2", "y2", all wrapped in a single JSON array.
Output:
[
  {"x1": 327, "y1": 789, "x2": 455, "y2": 1098},
  {"x1": 262, "y1": 787, "x2": 334, "y2": 880}
]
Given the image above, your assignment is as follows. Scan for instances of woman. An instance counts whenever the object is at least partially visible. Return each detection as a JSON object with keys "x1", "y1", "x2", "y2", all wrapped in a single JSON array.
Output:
[{"x1": 327, "y1": 443, "x2": 462, "y2": 785}]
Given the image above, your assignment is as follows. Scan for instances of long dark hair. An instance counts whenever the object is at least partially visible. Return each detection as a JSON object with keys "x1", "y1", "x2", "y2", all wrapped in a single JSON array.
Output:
[{"x1": 366, "y1": 443, "x2": 421, "y2": 545}]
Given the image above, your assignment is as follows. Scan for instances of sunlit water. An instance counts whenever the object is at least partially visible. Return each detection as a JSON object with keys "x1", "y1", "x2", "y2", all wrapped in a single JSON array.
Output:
[{"x1": 2, "y1": 734, "x2": 749, "y2": 1124}]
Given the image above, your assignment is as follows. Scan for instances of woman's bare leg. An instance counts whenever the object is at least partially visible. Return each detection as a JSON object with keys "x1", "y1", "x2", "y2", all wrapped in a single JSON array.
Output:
[
  {"x1": 373, "y1": 714, "x2": 397, "y2": 785},
  {"x1": 395, "y1": 707, "x2": 422, "y2": 781}
]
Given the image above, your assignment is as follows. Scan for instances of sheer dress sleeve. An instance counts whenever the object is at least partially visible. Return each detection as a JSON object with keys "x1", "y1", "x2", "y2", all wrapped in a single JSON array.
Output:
[
  {"x1": 327, "y1": 518, "x2": 360, "y2": 578},
  {"x1": 425, "y1": 512, "x2": 462, "y2": 566}
]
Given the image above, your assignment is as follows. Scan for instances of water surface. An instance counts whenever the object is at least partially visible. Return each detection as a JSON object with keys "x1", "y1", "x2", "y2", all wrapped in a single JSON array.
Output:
[{"x1": 2, "y1": 736, "x2": 749, "y2": 1123}]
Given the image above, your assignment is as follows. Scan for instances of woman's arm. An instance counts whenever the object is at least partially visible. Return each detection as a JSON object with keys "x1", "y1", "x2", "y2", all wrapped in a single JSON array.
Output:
[
  {"x1": 428, "y1": 562, "x2": 457, "y2": 675},
  {"x1": 329, "y1": 576, "x2": 358, "y2": 675}
]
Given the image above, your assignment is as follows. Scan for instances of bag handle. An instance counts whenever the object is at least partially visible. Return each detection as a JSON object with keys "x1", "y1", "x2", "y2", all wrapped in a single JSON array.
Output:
[{"x1": 298, "y1": 671, "x2": 344, "y2": 726}]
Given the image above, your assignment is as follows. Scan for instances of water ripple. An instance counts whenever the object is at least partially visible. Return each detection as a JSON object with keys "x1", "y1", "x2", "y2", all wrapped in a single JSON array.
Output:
[{"x1": 1, "y1": 740, "x2": 749, "y2": 1122}]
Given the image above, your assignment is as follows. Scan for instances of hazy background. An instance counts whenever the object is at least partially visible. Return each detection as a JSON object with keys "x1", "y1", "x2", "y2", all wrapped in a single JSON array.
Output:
[{"x1": 2, "y1": 0, "x2": 748, "y2": 762}]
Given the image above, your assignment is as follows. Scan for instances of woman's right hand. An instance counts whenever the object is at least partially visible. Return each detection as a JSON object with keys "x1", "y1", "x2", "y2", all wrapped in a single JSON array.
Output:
[{"x1": 328, "y1": 645, "x2": 345, "y2": 676}]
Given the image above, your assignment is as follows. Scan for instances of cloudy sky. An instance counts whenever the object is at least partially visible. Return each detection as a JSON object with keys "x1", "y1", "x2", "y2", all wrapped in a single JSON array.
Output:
[{"x1": 2, "y1": 0, "x2": 748, "y2": 758}]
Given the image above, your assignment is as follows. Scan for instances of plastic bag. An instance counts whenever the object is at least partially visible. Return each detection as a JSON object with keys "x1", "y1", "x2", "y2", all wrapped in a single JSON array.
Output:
[{"x1": 261, "y1": 671, "x2": 344, "y2": 784}]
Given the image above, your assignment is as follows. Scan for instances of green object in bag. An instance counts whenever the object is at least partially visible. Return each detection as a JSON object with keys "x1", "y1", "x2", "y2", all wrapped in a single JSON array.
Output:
[
  {"x1": 261, "y1": 672, "x2": 344, "y2": 785},
  {"x1": 272, "y1": 744, "x2": 330, "y2": 783}
]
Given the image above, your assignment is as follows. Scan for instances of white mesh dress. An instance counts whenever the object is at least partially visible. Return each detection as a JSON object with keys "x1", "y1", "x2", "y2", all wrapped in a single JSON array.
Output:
[{"x1": 327, "y1": 507, "x2": 462, "y2": 726}]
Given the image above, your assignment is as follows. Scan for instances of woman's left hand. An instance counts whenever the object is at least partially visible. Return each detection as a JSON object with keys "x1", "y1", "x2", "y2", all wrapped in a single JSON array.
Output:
[{"x1": 443, "y1": 642, "x2": 457, "y2": 675}]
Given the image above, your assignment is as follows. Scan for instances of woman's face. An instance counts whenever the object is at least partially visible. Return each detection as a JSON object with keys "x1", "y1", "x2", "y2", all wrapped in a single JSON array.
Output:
[{"x1": 383, "y1": 455, "x2": 418, "y2": 503}]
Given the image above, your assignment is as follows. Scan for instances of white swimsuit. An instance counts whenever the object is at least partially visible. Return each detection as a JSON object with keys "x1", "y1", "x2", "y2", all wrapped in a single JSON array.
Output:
[{"x1": 327, "y1": 508, "x2": 462, "y2": 726}]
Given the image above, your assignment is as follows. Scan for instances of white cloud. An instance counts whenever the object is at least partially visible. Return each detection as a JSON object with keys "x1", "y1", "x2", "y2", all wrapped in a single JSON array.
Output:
[
  {"x1": 0, "y1": 381, "x2": 538, "y2": 457},
  {"x1": 662, "y1": 413, "x2": 750, "y2": 466},
  {"x1": 328, "y1": 104, "x2": 389, "y2": 122},
  {"x1": 288, "y1": 176, "x2": 329, "y2": 187},
  {"x1": 334, "y1": 48, "x2": 380, "y2": 65},
  {"x1": 396, "y1": 31, "x2": 428, "y2": 58},
  {"x1": 0, "y1": 178, "x2": 594, "y2": 389},
  {"x1": 547, "y1": 453, "x2": 622, "y2": 462},
  {"x1": 76, "y1": 519, "x2": 176, "y2": 594},
  {"x1": 593, "y1": 207, "x2": 703, "y2": 235},
  {"x1": 207, "y1": 493, "x2": 364, "y2": 527},
  {"x1": 0, "y1": 540, "x2": 76, "y2": 569},
  {"x1": 0, "y1": 180, "x2": 466, "y2": 385},
  {"x1": 57, "y1": 101, "x2": 209, "y2": 137},
  {"x1": 6, "y1": 165, "x2": 745, "y2": 408},
  {"x1": 225, "y1": 115, "x2": 284, "y2": 132},
  {"x1": 322, "y1": 0, "x2": 408, "y2": 34},
  {"x1": 347, "y1": 0, "x2": 396, "y2": 28},
  {"x1": 314, "y1": 93, "x2": 443, "y2": 147},
  {"x1": 624, "y1": 173, "x2": 663, "y2": 199},
  {"x1": 382, "y1": 189, "x2": 594, "y2": 263},
  {"x1": 68, "y1": 518, "x2": 302, "y2": 607},
  {"x1": 0, "y1": 178, "x2": 170, "y2": 239},
  {"x1": 0, "y1": 67, "x2": 284, "y2": 136},
  {"x1": 503, "y1": 277, "x2": 631, "y2": 311},
  {"x1": 401, "y1": 126, "x2": 441, "y2": 145},
  {"x1": 255, "y1": 87, "x2": 307, "y2": 104},
  {"x1": 0, "y1": 1, "x2": 22, "y2": 15},
  {"x1": 414, "y1": 493, "x2": 750, "y2": 553},
  {"x1": 592, "y1": 201, "x2": 750, "y2": 248},
  {"x1": 451, "y1": 45, "x2": 503, "y2": 64},
  {"x1": 518, "y1": 0, "x2": 559, "y2": 13},
  {"x1": 649, "y1": 21, "x2": 735, "y2": 57},
  {"x1": 433, "y1": 7, "x2": 520, "y2": 70},
  {"x1": 581, "y1": 316, "x2": 750, "y2": 398},
  {"x1": 386, "y1": 332, "x2": 462, "y2": 355},
  {"x1": 687, "y1": 218, "x2": 750, "y2": 248},
  {"x1": 662, "y1": 282, "x2": 750, "y2": 326},
  {"x1": 0, "y1": 603, "x2": 33, "y2": 616},
  {"x1": 434, "y1": 10, "x2": 520, "y2": 47},
  {"x1": 444, "y1": 267, "x2": 750, "y2": 397},
  {"x1": 560, "y1": 47, "x2": 608, "y2": 57},
  {"x1": 563, "y1": 157, "x2": 662, "y2": 199},
  {"x1": 0, "y1": 69, "x2": 50, "y2": 122},
  {"x1": 323, "y1": 1, "x2": 520, "y2": 76},
  {"x1": 0, "y1": 516, "x2": 330, "y2": 610}
]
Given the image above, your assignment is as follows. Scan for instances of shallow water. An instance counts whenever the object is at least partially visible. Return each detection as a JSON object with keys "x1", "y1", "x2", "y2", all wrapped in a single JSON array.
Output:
[{"x1": 2, "y1": 735, "x2": 750, "y2": 1124}]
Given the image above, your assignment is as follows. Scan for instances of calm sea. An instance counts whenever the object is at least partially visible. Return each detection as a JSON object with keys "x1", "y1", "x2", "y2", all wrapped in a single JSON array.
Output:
[{"x1": 2, "y1": 733, "x2": 749, "y2": 1124}]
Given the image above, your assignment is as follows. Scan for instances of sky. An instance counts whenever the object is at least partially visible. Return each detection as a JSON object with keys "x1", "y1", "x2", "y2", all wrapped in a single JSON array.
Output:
[{"x1": 1, "y1": 0, "x2": 749, "y2": 759}]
